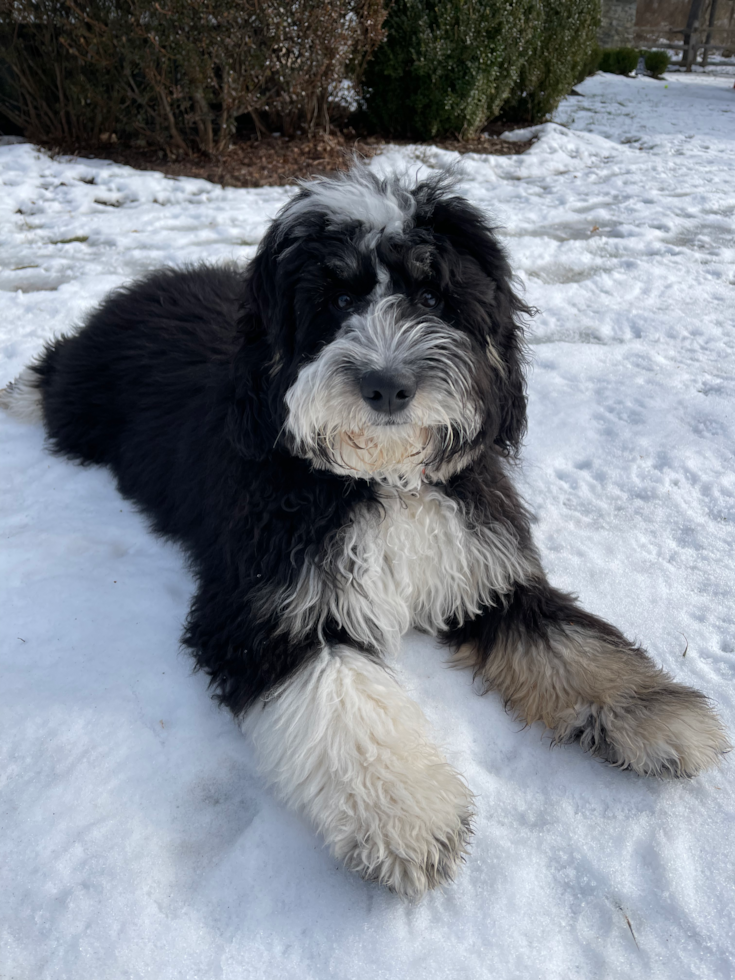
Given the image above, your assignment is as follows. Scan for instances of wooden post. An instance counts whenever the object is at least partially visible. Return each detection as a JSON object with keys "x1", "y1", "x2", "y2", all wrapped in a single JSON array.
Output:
[
  {"x1": 682, "y1": 0, "x2": 705, "y2": 69},
  {"x1": 701, "y1": 0, "x2": 719, "y2": 66}
]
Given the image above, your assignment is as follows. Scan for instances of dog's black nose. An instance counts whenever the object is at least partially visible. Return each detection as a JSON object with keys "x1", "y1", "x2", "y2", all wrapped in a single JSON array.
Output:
[{"x1": 360, "y1": 370, "x2": 417, "y2": 415}]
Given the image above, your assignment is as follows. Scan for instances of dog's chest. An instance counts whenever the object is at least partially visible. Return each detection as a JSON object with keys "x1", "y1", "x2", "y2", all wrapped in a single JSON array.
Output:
[
  {"x1": 279, "y1": 484, "x2": 526, "y2": 655},
  {"x1": 372, "y1": 487, "x2": 475, "y2": 631},
  {"x1": 336, "y1": 485, "x2": 523, "y2": 650}
]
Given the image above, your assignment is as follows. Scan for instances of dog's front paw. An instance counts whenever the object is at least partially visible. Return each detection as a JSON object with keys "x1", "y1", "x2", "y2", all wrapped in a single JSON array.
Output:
[
  {"x1": 556, "y1": 684, "x2": 731, "y2": 777},
  {"x1": 330, "y1": 759, "x2": 474, "y2": 900},
  {"x1": 246, "y1": 646, "x2": 474, "y2": 900}
]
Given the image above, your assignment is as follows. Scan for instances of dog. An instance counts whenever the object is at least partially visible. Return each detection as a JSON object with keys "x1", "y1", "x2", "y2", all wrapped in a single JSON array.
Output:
[{"x1": 1, "y1": 165, "x2": 729, "y2": 900}]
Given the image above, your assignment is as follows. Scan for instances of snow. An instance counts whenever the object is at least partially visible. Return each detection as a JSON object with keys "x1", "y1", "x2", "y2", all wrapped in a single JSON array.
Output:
[{"x1": 1, "y1": 71, "x2": 734, "y2": 979}]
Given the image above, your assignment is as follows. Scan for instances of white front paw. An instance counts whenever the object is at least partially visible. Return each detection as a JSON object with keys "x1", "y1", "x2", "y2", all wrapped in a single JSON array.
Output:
[
  {"x1": 245, "y1": 645, "x2": 474, "y2": 898},
  {"x1": 331, "y1": 759, "x2": 474, "y2": 899}
]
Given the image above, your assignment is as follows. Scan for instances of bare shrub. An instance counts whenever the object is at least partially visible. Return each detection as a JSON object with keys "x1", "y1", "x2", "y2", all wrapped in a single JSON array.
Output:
[{"x1": 0, "y1": 0, "x2": 386, "y2": 154}]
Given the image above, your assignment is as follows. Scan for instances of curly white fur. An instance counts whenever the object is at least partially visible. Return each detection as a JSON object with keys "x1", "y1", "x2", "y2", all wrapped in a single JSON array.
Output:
[
  {"x1": 243, "y1": 645, "x2": 474, "y2": 899},
  {"x1": 0, "y1": 367, "x2": 43, "y2": 423},
  {"x1": 279, "y1": 168, "x2": 417, "y2": 240},
  {"x1": 258, "y1": 483, "x2": 537, "y2": 657}
]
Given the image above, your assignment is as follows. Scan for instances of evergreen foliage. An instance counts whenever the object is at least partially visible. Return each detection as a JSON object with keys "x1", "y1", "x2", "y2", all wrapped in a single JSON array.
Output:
[
  {"x1": 643, "y1": 50, "x2": 669, "y2": 78},
  {"x1": 598, "y1": 46, "x2": 640, "y2": 75},
  {"x1": 501, "y1": 0, "x2": 600, "y2": 123},
  {"x1": 576, "y1": 44, "x2": 602, "y2": 83},
  {"x1": 363, "y1": 0, "x2": 538, "y2": 140},
  {"x1": 364, "y1": 0, "x2": 601, "y2": 139}
]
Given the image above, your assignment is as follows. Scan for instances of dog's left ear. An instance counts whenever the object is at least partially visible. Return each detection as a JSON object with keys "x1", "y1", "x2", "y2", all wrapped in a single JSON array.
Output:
[
  {"x1": 484, "y1": 252, "x2": 530, "y2": 457},
  {"x1": 416, "y1": 184, "x2": 532, "y2": 456}
]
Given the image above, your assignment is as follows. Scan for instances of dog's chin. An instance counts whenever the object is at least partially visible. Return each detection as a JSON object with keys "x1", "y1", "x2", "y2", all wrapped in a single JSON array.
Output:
[{"x1": 297, "y1": 423, "x2": 474, "y2": 489}]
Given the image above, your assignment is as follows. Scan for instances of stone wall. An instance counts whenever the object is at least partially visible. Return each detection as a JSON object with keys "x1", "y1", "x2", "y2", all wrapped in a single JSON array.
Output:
[{"x1": 599, "y1": 0, "x2": 638, "y2": 45}]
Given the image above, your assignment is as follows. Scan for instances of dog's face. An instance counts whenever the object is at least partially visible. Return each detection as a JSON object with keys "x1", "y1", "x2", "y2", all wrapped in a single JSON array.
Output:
[{"x1": 239, "y1": 167, "x2": 529, "y2": 486}]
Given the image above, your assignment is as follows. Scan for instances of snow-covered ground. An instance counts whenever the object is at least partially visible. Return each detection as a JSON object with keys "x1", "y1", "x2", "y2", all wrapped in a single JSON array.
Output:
[{"x1": 1, "y1": 71, "x2": 734, "y2": 980}]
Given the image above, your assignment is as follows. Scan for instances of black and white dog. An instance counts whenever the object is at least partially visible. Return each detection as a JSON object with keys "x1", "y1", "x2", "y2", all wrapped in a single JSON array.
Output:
[{"x1": 2, "y1": 166, "x2": 729, "y2": 899}]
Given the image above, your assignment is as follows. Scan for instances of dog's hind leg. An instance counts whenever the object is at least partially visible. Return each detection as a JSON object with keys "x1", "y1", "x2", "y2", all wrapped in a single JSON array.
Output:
[
  {"x1": 242, "y1": 645, "x2": 474, "y2": 900},
  {"x1": 447, "y1": 581, "x2": 730, "y2": 777}
]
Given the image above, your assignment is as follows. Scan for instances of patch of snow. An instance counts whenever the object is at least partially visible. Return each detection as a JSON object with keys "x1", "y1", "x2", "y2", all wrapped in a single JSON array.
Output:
[{"x1": 1, "y1": 71, "x2": 734, "y2": 980}]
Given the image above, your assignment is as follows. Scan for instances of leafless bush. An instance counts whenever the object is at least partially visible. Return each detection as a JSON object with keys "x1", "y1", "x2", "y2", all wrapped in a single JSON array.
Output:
[{"x1": 0, "y1": 0, "x2": 386, "y2": 154}]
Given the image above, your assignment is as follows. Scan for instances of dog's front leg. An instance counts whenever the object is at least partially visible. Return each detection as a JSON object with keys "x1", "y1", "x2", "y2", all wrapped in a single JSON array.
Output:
[
  {"x1": 447, "y1": 580, "x2": 730, "y2": 777},
  {"x1": 243, "y1": 644, "x2": 474, "y2": 899}
]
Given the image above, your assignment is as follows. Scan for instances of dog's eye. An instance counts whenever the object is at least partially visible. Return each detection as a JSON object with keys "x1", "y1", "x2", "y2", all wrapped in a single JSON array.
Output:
[
  {"x1": 333, "y1": 293, "x2": 355, "y2": 312},
  {"x1": 418, "y1": 288, "x2": 440, "y2": 309}
]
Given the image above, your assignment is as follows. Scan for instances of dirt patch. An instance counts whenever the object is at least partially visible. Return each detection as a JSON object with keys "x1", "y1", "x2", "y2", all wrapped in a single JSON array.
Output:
[{"x1": 49, "y1": 125, "x2": 536, "y2": 188}]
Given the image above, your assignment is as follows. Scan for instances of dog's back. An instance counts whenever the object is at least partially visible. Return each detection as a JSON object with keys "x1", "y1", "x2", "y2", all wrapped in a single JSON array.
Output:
[
  {"x1": 37, "y1": 265, "x2": 244, "y2": 463},
  {"x1": 5, "y1": 265, "x2": 247, "y2": 544}
]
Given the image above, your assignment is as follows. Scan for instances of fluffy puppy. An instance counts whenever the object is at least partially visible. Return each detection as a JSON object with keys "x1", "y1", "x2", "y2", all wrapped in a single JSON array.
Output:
[{"x1": 2, "y1": 166, "x2": 729, "y2": 899}]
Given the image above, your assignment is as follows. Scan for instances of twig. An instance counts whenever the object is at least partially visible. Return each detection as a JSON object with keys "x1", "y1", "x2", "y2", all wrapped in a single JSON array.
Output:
[
  {"x1": 624, "y1": 913, "x2": 639, "y2": 949},
  {"x1": 614, "y1": 903, "x2": 640, "y2": 949}
]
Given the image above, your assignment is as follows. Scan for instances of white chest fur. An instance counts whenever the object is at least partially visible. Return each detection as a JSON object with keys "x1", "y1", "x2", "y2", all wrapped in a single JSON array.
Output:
[
  {"x1": 376, "y1": 487, "x2": 507, "y2": 637},
  {"x1": 272, "y1": 484, "x2": 531, "y2": 657}
]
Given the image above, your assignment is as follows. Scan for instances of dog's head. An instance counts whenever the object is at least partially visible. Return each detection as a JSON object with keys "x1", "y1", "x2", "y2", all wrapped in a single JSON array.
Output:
[{"x1": 234, "y1": 166, "x2": 530, "y2": 487}]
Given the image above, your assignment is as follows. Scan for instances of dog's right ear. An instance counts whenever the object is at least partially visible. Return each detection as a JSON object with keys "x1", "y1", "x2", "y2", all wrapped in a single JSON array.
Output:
[
  {"x1": 228, "y1": 233, "x2": 285, "y2": 461},
  {"x1": 227, "y1": 331, "x2": 278, "y2": 461}
]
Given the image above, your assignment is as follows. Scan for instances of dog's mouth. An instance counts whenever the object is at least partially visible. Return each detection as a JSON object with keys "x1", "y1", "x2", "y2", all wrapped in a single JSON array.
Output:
[
  {"x1": 334, "y1": 426, "x2": 431, "y2": 473},
  {"x1": 289, "y1": 419, "x2": 479, "y2": 487},
  {"x1": 362, "y1": 415, "x2": 407, "y2": 427}
]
